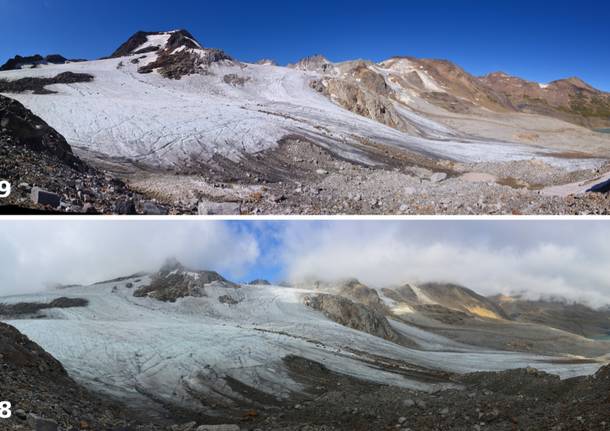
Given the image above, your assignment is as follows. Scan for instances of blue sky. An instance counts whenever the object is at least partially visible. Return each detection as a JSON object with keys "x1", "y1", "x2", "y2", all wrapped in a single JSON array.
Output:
[{"x1": 1, "y1": 0, "x2": 609, "y2": 90}]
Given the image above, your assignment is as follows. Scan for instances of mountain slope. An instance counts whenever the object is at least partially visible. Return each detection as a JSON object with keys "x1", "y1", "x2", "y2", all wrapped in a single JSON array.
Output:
[
  {"x1": 2, "y1": 29, "x2": 610, "y2": 215},
  {"x1": 0, "y1": 322, "x2": 134, "y2": 430},
  {"x1": 491, "y1": 294, "x2": 610, "y2": 338},
  {"x1": 480, "y1": 72, "x2": 610, "y2": 128},
  {"x1": 1, "y1": 267, "x2": 605, "y2": 420},
  {"x1": 0, "y1": 30, "x2": 599, "y2": 172}
]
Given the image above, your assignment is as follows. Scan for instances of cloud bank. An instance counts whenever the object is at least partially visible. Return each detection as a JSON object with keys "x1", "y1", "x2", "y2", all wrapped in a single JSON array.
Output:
[
  {"x1": 1, "y1": 220, "x2": 610, "y2": 306},
  {"x1": 0, "y1": 220, "x2": 259, "y2": 296},
  {"x1": 279, "y1": 221, "x2": 610, "y2": 306}
]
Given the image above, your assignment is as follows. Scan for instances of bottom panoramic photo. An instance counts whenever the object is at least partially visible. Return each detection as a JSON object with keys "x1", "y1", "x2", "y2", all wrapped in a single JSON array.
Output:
[{"x1": 1, "y1": 219, "x2": 610, "y2": 431}]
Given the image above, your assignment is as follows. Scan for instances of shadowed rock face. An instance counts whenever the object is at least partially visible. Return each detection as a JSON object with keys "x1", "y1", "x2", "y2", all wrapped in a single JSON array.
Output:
[
  {"x1": 0, "y1": 94, "x2": 84, "y2": 170},
  {"x1": 108, "y1": 31, "x2": 156, "y2": 58},
  {"x1": 109, "y1": 29, "x2": 200, "y2": 58},
  {"x1": 0, "y1": 323, "x2": 66, "y2": 373},
  {"x1": 133, "y1": 258, "x2": 238, "y2": 302}
]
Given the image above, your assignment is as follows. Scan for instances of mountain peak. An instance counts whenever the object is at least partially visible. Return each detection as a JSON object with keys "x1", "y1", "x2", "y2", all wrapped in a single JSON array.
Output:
[
  {"x1": 159, "y1": 256, "x2": 185, "y2": 273},
  {"x1": 109, "y1": 29, "x2": 203, "y2": 58},
  {"x1": 550, "y1": 76, "x2": 597, "y2": 91},
  {"x1": 483, "y1": 71, "x2": 519, "y2": 80},
  {"x1": 109, "y1": 29, "x2": 234, "y2": 79},
  {"x1": 289, "y1": 54, "x2": 333, "y2": 72}
]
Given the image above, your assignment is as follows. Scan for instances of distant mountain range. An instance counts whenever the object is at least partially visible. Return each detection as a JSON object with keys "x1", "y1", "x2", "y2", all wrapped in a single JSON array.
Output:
[{"x1": 2, "y1": 29, "x2": 607, "y2": 128}]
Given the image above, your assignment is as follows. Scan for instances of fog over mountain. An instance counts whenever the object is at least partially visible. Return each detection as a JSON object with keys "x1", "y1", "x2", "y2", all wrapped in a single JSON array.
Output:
[
  {"x1": 1, "y1": 220, "x2": 609, "y2": 305},
  {"x1": 0, "y1": 221, "x2": 260, "y2": 295},
  {"x1": 280, "y1": 221, "x2": 610, "y2": 305}
]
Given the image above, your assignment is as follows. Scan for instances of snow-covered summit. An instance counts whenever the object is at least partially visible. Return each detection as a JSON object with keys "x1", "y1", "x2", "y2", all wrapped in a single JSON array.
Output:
[
  {"x1": 109, "y1": 29, "x2": 235, "y2": 79},
  {"x1": 109, "y1": 29, "x2": 204, "y2": 58}
]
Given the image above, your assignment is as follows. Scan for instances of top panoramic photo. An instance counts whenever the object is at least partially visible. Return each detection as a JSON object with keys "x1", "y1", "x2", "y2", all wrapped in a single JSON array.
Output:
[{"x1": 1, "y1": 0, "x2": 609, "y2": 215}]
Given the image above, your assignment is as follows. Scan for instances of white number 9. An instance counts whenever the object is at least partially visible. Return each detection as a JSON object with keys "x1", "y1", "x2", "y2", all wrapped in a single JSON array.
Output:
[
  {"x1": 0, "y1": 401, "x2": 11, "y2": 419},
  {"x1": 0, "y1": 180, "x2": 10, "y2": 198}
]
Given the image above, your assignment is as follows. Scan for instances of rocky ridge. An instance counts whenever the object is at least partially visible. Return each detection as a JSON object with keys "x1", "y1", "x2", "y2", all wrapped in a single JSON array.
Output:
[
  {"x1": 133, "y1": 258, "x2": 238, "y2": 302},
  {"x1": 111, "y1": 30, "x2": 235, "y2": 79},
  {"x1": 0, "y1": 54, "x2": 85, "y2": 71}
]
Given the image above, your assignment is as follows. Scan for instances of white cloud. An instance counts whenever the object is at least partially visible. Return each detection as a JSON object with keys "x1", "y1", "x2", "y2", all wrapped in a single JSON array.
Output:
[
  {"x1": 2, "y1": 220, "x2": 610, "y2": 306},
  {"x1": 0, "y1": 220, "x2": 259, "y2": 296},
  {"x1": 279, "y1": 221, "x2": 610, "y2": 306}
]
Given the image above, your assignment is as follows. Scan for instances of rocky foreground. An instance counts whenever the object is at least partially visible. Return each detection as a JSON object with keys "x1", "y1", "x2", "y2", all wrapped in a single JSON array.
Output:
[
  {"x1": 0, "y1": 94, "x2": 187, "y2": 215},
  {"x1": 2, "y1": 320, "x2": 610, "y2": 431},
  {"x1": 3, "y1": 264, "x2": 610, "y2": 430}
]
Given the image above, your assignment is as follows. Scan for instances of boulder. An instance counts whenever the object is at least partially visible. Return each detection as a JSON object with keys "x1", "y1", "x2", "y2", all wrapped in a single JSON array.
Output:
[
  {"x1": 30, "y1": 187, "x2": 60, "y2": 208},
  {"x1": 430, "y1": 172, "x2": 448, "y2": 183},
  {"x1": 113, "y1": 199, "x2": 137, "y2": 215},
  {"x1": 197, "y1": 201, "x2": 241, "y2": 215},
  {"x1": 142, "y1": 201, "x2": 168, "y2": 215}
]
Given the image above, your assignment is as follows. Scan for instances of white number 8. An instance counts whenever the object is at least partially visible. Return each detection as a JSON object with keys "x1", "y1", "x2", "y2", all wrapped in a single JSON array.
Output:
[
  {"x1": 0, "y1": 401, "x2": 11, "y2": 418},
  {"x1": 0, "y1": 180, "x2": 10, "y2": 198}
]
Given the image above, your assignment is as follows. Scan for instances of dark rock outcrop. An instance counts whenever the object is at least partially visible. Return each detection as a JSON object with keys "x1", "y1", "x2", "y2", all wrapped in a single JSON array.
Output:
[
  {"x1": 133, "y1": 258, "x2": 237, "y2": 302},
  {"x1": 138, "y1": 47, "x2": 233, "y2": 79},
  {"x1": 304, "y1": 293, "x2": 400, "y2": 342},
  {"x1": 0, "y1": 94, "x2": 84, "y2": 169},
  {"x1": 108, "y1": 29, "x2": 234, "y2": 79},
  {"x1": 0, "y1": 297, "x2": 88, "y2": 318},
  {"x1": 0, "y1": 71, "x2": 94, "y2": 95},
  {"x1": 0, "y1": 54, "x2": 85, "y2": 71},
  {"x1": 108, "y1": 30, "x2": 154, "y2": 58},
  {"x1": 248, "y1": 279, "x2": 271, "y2": 285},
  {"x1": 109, "y1": 29, "x2": 201, "y2": 58}
]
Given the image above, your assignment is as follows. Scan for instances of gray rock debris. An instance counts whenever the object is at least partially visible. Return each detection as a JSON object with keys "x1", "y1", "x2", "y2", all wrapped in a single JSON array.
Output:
[
  {"x1": 196, "y1": 425, "x2": 240, "y2": 431},
  {"x1": 27, "y1": 413, "x2": 59, "y2": 431}
]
